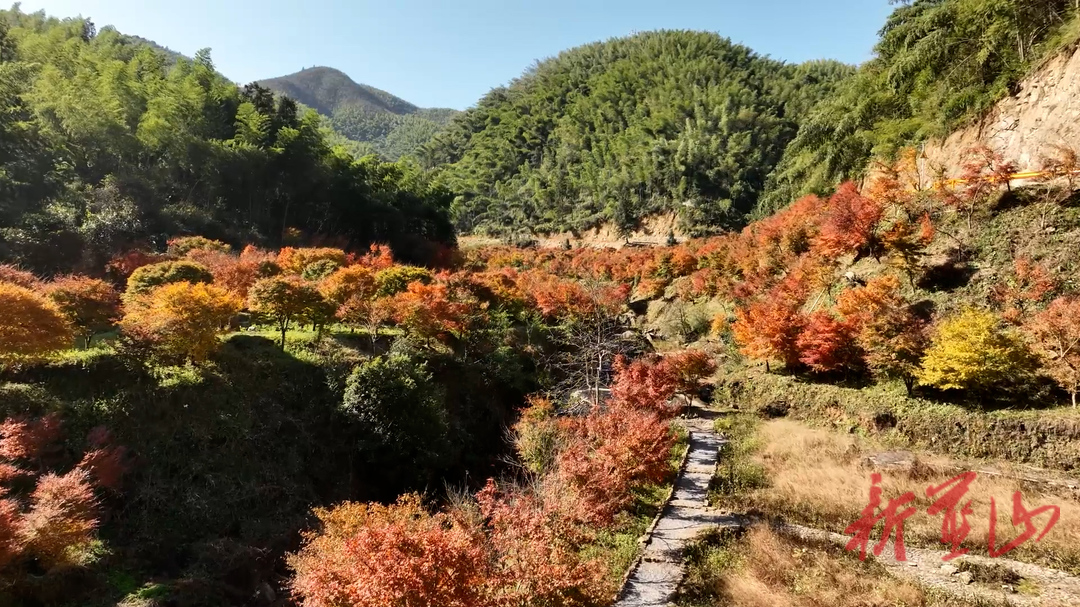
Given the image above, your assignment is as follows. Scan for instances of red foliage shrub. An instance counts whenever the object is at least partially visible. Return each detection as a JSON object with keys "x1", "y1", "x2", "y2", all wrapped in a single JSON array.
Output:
[
  {"x1": 814, "y1": 182, "x2": 883, "y2": 258},
  {"x1": 476, "y1": 480, "x2": 611, "y2": 606},
  {"x1": 946, "y1": 146, "x2": 1018, "y2": 229},
  {"x1": 609, "y1": 355, "x2": 679, "y2": 416},
  {"x1": 518, "y1": 271, "x2": 596, "y2": 320},
  {"x1": 991, "y1": 257, "x2": 1058, "y2": 324},
  {"x1": 554, "y1": 405, "x2": 675, "y2": 527},
  {"x1": 105, "y1": 250, "x2": 171, "y2": 281},
  {"x1": 0, "y1": 414, "x2": 61, "y2": 462},
  {"x1": 0, "y1": 498, "x2": 20, "y2": 570},
  {"x1": 353, "y1": 243, "x2": 395, "y2": 271},
  {"x1": 796, "y1": 311, "x2": 862, "y2": 373},
  {"x1": 0, "y1": 264, "x2": 41, "y2": 289},
  {"x1": 18, "y1": 470, "x2": 98, "y2": 567},
  {"x1": 1025, "y1": 296, "x2": 1080, "y2": 407},
  {"x1": 289, "y1": 496, "x2": 491, "y2": 607}
]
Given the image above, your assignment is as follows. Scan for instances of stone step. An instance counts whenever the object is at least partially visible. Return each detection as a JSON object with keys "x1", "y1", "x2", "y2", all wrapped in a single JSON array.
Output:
[{"x1": 614, "y1": 414, "x2": 730, "y2": 607}]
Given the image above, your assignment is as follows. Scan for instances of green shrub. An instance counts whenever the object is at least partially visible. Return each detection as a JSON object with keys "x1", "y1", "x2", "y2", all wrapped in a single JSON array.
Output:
[
  {"x1": 301, "y1": 258, "x2": 342, "y2": 282},
  {"x1": 125, "y1": 261, "x2": 213, "y2": 299},
  {"x1": 374, "y1": 266, "x2": 434, "y2": 297},
  {"x1": 167, "y1": 236, "x2": 231, "y2": 257},
  {"x1": 342, "y1": 354, "x2": 450, "y2": 485},
  {"x1": 721, "y1": 372, "x2": 1080, "y2": 470}
]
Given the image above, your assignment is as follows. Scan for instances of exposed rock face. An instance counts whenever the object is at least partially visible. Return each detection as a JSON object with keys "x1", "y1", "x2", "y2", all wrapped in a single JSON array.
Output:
[{"x1": 917, "y1": 44, "x2": 1080, "y2": 183}]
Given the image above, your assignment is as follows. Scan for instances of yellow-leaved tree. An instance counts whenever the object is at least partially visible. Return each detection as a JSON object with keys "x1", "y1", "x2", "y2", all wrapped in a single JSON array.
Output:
[
  {"x1": 121, "y1": 282, "x2": 241, "y2": 362},
  {"x1": 0, "y1": 282, "x2": 72, "y2": 363},
  {"x1": 917, "y1": 308, "x2": 1036, "y2": 396}
]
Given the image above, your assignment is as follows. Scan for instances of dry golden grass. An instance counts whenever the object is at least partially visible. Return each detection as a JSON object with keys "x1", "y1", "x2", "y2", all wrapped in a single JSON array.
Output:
[
  {"x1": 733, "y1": 419, "x2": 1080, "y2": 573},
  {"x1": 679, "y1": 525, "x2": 1000, "y2": 607}
]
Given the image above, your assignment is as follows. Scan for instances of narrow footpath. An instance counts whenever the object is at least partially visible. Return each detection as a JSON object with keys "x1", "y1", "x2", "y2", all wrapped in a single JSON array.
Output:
[
  {"x1": 614, "y1": 408, "x2": 1080, "y2": 607},
  {"x1": 614, "y1": 410, "x2": 740, "y2": 607}
]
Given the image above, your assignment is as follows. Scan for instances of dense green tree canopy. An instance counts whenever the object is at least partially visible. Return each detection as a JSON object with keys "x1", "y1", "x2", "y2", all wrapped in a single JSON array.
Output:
[
  {"x1": 0, "y1": 8, "x2": 454, "y2": 274},
  {"x1": 759, "y1": 0, "x2": 1080, "y2": 215},
  {"x1": 418, "y1": 30, "x2": 852, "y2": 236}
]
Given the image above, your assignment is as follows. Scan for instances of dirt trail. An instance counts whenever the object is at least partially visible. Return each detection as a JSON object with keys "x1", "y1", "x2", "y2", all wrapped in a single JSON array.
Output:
[{"x1": 614, "y1": 411, "x2": 740, "y2": 607}]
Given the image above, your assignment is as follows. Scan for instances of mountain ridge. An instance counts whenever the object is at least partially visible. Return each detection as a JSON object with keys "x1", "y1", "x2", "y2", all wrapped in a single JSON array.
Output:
[{"x1": 257, "y1": 66, "x2": 459, "y2": 159}]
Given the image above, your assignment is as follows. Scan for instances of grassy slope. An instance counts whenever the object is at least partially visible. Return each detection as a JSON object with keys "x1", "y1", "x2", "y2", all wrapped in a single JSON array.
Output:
[
  {"x1": 709, "y1": 416, "x2": 1080, "y2": 574},
  {"x1": 0, "y1": 331, "x2": 522, "y2": 605},
  {"x1": 678, "y1": 525, "x2": 1004, "y2": 607}
]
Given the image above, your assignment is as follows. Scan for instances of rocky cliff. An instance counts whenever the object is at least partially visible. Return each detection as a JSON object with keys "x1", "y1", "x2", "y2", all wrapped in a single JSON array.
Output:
[{"x1": 916, "y1": 43, "x2": 1080, "y2": 184}]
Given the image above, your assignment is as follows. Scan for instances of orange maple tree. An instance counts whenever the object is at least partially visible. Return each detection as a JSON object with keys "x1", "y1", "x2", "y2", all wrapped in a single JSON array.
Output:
[
  {"x1": 553, "y1": 404, "x2": 675, "y2": 527},
  {"x1": 1026, "y1": 296, "x2": 1080, "y2": 407},
  {"x1": 391, "y1": 282, "x2": 470, "y2": 345},
  {"x1": 44, "y1": 275, "x2": 122, "y2": 347},
  {"x1": 247, "y1": 276, "x2": 327, "y2": 349},
  {"x1": 732, "y1": 286, "x2": 806, "y2": 369},
  {"x1": 319, "y1": 265, "x2": 377, "y2": 307},
  {"x1": 288, "y1": 495, "x2": 491, "y2": 607},
  {"x1": 662, "y1": 350, "x2": 717, "y2": 398},
  {"x1": 0, "y1": 283, "x2": 72, "y2": 363},
  {"x1": 837, "y1": 275, "x2": 928, "y2": 393},
  {"x1": 276, "y1": 247, "x2": 347, "y2": 275},
  {"x1": 121, "y1": 282, "x2": 241, "y2": 361}
]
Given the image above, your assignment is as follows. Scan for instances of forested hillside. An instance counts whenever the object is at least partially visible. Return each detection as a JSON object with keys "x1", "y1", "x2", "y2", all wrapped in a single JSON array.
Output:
[
  {"x1": 419, "y1": 30, "x2": 853, "y2": 237},
  {"x1": 761, "y1": 0, "x2": 1080, "y2": 214},
  {"x1": 259, "y1": 66, "x2": 459, "y2": 159},
  {"x1": 0, "y1": 8, "x2": 454, "y2": 277},
  {"x1": 5, "y1": 2, "x2": 1080, "y2": 606}
]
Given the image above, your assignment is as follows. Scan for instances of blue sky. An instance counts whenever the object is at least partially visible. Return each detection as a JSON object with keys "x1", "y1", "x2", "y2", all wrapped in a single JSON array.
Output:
[{"x1": 19, "y1": 0, "x2": 895, "y2": 110}]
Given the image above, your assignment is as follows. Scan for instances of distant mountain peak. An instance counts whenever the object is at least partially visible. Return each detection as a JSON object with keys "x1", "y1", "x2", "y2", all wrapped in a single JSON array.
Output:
[
  {"x1": 258, "y1": 66, "x2": 420, "y2": 117},
  {"x1": 257, "y1": 66, "x2": 458, "y2": 160}
]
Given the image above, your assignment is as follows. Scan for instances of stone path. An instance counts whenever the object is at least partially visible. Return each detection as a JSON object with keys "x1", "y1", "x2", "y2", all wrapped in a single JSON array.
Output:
[
  {"x1": 614, "y1": 411, "x2": 740, "y2": 607},
  {"x1": 612, "y1": 408, "x2": 1080, "y2": 607}
]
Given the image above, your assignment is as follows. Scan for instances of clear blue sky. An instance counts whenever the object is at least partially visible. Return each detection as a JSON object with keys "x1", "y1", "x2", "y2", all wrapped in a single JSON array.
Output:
[{"x1": 18, "y1": 0, "x2": 895, "y2": 110}]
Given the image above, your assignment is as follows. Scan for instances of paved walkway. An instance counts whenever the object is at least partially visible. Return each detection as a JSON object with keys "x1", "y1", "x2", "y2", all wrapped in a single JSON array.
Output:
[{"x1": 614, "y1": 411, "x2": 740, "y2": 607}]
